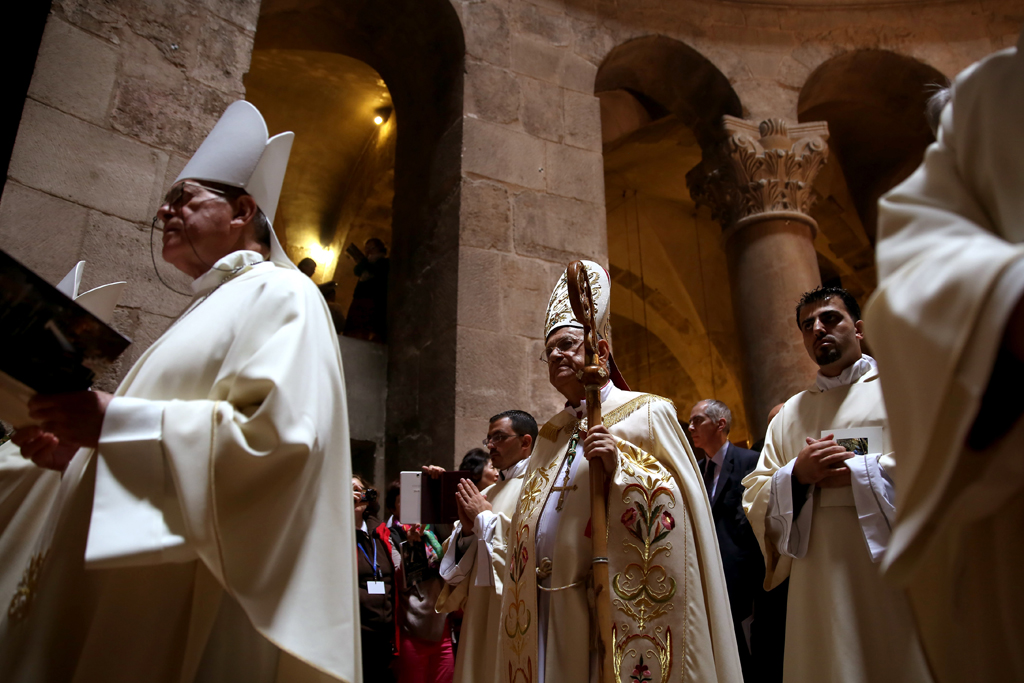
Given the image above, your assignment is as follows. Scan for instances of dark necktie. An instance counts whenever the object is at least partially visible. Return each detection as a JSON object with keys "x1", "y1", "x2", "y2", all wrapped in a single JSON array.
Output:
[{"x1": 703, "y1": 458, "x2": 717, "y2": 500}]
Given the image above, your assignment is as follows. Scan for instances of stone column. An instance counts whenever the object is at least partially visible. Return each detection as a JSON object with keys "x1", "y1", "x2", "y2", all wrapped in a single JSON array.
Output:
[{"x1": 687, "y1": 116, "x2": 829, "y2": 439}]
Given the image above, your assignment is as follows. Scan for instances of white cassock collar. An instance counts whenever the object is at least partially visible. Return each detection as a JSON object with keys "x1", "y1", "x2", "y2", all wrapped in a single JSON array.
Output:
[
  {"x1": 816, "y1": 354, "x2": 877, "y2": 392},
  {"x1": 500, "y1": 457, "x2": 530, "y2": 481},
  {"x1": 190, "y1": 250, "x2": 267, "y2": 296},
  {"x1": 564, "y1": 380, "x2": 616, "y2": 420}
]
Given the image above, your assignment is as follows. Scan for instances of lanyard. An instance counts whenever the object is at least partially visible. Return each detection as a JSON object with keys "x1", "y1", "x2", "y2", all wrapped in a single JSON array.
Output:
[{"x1": 358, "y1": 537, "x2": 380, "y2": 580}]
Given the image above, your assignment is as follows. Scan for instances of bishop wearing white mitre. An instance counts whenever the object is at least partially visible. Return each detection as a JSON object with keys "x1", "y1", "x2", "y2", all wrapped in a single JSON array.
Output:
[
  {"x1": 865, "y1": 31, "x2": 1024, "y2": 683},
  {"x1": 499, "y1": 261, "x2": 741, "y2": 683},
  {"x1": 1, "y1": 101, "x2": 360, "y2": 683},
  {"x1": 742, "y1": 286, "x2": 932, "y2": 683}
]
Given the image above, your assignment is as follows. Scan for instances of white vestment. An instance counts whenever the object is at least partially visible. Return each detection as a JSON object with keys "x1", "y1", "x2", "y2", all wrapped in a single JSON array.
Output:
[
  {"x1": 0, "y1": 251, "x2": 360, "y2": 683},
  {"x1": 436, "y1": 458, "x2": 528, "y2": 683},
  {"x1": 500, "y1": 385, "x2": 742, "y2": 683},
  {"x1": 742, "y1": 367, "x2": 932, "y2": 683},
  {"x1": 864, "y1": 31, "x2": 1024, "y2": 682}
]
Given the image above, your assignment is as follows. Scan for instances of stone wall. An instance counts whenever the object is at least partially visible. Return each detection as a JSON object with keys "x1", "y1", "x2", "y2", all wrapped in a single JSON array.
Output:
[
  {"x1": 448, "y1": 0, "x2": 1022, "y2": 455},
  {"x1": 0, "y1": 0, "x2": 260, "y2": 389}
]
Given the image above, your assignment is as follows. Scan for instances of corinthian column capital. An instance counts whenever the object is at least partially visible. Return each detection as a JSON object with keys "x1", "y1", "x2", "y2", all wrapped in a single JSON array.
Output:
[{"x1": 687, "y1": 116, "x2": 829, "y2": 233}]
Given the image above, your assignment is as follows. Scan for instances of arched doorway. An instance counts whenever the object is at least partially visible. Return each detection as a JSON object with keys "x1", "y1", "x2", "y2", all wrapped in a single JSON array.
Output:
[
  {"x1": 596, "y1": 36, "x2": 751, "y2": 446},
  {"x1": 800, "y1": 49, "x2": 947, "y2": 302},
  {"x1": 252, "y1": 0, "x2": 465, "y2": 484}
]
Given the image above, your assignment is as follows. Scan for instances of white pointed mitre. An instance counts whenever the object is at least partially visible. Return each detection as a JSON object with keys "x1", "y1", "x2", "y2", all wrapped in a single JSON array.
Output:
[
  {"x1": 175, "y1": 100, "x2": 295, "y2": 268},
  {"x1": 543, "y1": 260, "x2": 612, "y2": 344}
]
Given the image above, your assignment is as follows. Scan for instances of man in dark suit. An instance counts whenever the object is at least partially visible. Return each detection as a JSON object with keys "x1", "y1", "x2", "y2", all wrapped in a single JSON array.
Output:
[{"x1": 690, "y1": 399, "x2": 782, "y2": 683}]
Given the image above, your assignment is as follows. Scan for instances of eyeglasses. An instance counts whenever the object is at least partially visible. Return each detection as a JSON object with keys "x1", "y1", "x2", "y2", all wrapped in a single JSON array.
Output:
[
  {"x1": 539, "y1": 336, "x2": 584, "y2": 363},
  {"x1": 482, "y1": 432, "x2": 521, "y2": 447},
  {"x1": 153, "y1": 181, "x2": 228, "y2": 228}
]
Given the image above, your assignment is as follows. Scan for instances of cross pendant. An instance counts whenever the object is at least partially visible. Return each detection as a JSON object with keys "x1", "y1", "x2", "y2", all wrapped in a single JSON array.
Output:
[{"x1": 552, "y1": 480, "x2": 578, "y2": 511}]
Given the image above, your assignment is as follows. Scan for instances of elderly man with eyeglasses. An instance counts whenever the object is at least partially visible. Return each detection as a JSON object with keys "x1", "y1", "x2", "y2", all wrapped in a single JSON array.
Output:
[
  {"x1": 1, "y1": 102, "x2": 361, "y2": 682},
  {"x1": 496, "y1": 261, "x2": 741, "y2": 683},
  {"x1": 432, "y1": 409, "x2": 536, "y2": 683}
]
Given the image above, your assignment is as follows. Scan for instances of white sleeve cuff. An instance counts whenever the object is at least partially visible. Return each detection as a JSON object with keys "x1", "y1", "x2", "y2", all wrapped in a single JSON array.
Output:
[
  {"x1": 476, "y1": 509, "x2": 499, "y2": 543},
  {"x1": 847, "y1": 454, "x2": 896, "y2": 562},
  {"x1": 86, "y1": 397, "x2": 195, "y2": 568},
  {"x1": 766, "y1": 459, "x2": 813, "y2": 559},
  {"x1": 439, "y1": 523, "x2": 478, "y2": 586}
]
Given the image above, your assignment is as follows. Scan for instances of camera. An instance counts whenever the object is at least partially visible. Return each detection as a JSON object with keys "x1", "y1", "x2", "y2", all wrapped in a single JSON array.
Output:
[{"x1": 361, "y1": 488, "x2": 378, "y2": 503}]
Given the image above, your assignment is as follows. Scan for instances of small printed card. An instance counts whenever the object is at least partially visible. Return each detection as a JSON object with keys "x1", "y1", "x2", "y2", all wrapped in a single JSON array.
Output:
[
  {"x1": 367, "y1": 581, "x2": 386, "y2": 595},
  {"x1": 823, "y1": 427, "x2": 883, "y2": 456}
]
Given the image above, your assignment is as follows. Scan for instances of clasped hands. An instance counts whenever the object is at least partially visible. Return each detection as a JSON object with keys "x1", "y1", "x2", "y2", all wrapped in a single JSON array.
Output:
[
  {"x1": 793, "y1": 433, "x2": 852, "y2": 488},
  {"x1": 420, "y1": 465, "x2": 492, "y2": 536},
  {"x1": 11, "y1": 390, "x2": 113, "y2": 472}
]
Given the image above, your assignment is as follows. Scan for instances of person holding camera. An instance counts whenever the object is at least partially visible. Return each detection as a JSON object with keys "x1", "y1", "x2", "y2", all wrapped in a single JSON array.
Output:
[{"x1": 353, "y1": 475, "x2": 397, "y2": 683}]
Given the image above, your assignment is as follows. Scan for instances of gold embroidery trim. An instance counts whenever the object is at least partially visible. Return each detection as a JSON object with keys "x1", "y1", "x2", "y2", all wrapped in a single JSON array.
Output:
[
  {"x1": 538, "y1": 394, "x2": 674, "y2": 443},
  {"x1": 8, "y1": 551, "x2": 47, "y2": 623}
]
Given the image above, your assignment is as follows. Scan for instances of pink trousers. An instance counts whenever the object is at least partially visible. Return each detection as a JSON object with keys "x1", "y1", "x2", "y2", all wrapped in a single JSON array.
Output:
[{"x1": 397, "y1": 634, "x2": 454, "y2": 683}]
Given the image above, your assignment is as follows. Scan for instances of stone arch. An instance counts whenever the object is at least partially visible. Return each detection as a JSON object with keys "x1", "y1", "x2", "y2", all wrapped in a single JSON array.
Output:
[
  {"x1": 799, "y1": 50, "x2": 948, "y2": 245},
  {"x1": 595, "y1": 35, "x2": 742, "y2": 149},
  {"x1": 254, "y1": 0, "x2": 465, "y2": 482},
  {"x1": 596, "y1": 37, "x2": 751, "y2": 445}
]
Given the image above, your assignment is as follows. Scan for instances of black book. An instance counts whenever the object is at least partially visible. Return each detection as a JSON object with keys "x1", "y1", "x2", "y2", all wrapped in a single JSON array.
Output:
[{"x1": 0, "y1": 249, "x2": 131, "y2": 426}]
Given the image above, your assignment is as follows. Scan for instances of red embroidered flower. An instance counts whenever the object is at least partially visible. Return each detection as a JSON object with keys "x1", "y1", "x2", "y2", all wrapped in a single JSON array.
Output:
[
  {"x1": 520, "y1": 546, "x2": 528, "y2": 567},
  {"x1": 660, "y1": 511, "x2": 675, "y2": 531},
  {"x1": 621, "y1": 507, "x2": 639, "y2": 527},
  {"x1": 630, "y1": 656, "x2": 653, "y2": 682}
]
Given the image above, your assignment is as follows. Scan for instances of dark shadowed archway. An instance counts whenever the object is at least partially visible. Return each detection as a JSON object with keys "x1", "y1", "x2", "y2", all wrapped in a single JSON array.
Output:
[
  {"x1": 254, "y1": 0, "x2": 465, "y2": 484},
  {"x1": 799, "y1": 50, "x2": 947, "y2": 244}
]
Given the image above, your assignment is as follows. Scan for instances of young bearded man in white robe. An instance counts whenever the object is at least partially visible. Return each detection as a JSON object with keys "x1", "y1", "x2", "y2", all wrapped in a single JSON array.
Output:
[
  {"x1": 2, "y1": 101, "x2": 360, "y2": 683},
  {"x1": 864, "y1": 30, "x2": 1024, "y2": 683},
  {"x1": 498, "y1": 261, "x2": 742, "y2": 683},
  {"x1": 742, "y1": 286, "x2": 932, "y2": 683},
  {"x1": 433, "y1": 409, "x2": 536, "y2": 683}
]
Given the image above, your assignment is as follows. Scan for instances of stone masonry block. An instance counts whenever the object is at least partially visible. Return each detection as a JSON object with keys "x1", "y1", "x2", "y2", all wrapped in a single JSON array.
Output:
[
  {"x1": 511, "y1": 34, "x2": 598, "y2": 93},
  {"x1": 189, "y1": 14, "x2": 254, "y2": 95},
  {"x1": 455, "y1": 326, "x2": 529, "y2": 419},
  {"x1": 463, "y1": 0, "x2": 512, "y2": 68},
  {"x1": 193, "y1": 0, "x2": 261, "y2": 32},
  {"x1": 563, "y1": 90, "x2": 602, "y2": 152},
  {"x1": 528, "y1": 337, "x2": 565, "y2": 419},
  {"x1": 545, "y1": 142, "x2": 604, "y2": 204},
  {"x1": 79, "y1": 211, "x2": 192, "y2": 318},
  {"x1": 463, "y1": 117, "x2": 546, "y2": 190},
  {"x1": 501, "y1": 254, "x2": 565, "y2": 338},
  {"x1": 512, "y1": 190, "x2": 606, "y2": 263},
  {"x1": 10, "y1": 100, "x2": 170, "y2": 225},
  {"x1": 777, "y1": 55, "x2": 811, "y2": 90},
  {"x1": 513, "y1": 2, "x2": 573, "y2": 46},
  {"x1": 746, "y1": 50, "x2": 784, "y2": 80},
  {"x1": 520, "y1": 77, "x2": 564, "y2": 142},
  {"x1": 569, "y1": 16, "x2": 616, "y2": 66},
  {"x1": 28, "y1": 17, "x2": 118, "y2": 126},
  {"x1": 458, "y1": 247, "x2": 503, "y2": 330},
  {"x1": 743, "y1": 6, "x2": 782, "y2": 29},
  {"x1": 465, "y1": 59, "x2": 520, "y2": 125},
  {"x1": 0, "y1": 182, "x2": 90, "y2": 285},
  {"x1": 95, "y1": 308, "x2": 174, "y2": 391},
  {"x1": 460, "y1": 179, "x2": 513, "y2": 251}
]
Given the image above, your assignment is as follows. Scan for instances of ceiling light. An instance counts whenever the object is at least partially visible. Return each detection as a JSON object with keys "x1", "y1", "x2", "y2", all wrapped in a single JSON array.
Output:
[{"x1": 373, "y1": 115, "x2": 384, "y2": 125}]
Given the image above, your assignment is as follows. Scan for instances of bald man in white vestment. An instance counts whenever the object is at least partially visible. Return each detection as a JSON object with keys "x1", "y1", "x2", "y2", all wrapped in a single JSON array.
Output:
[
  {"x1": 865, "y1": 31, "x2": 1024, "y2": 683},
  {"x1": 1, "y1": 101, "x2": 361, "y2": 683},
  {"x1": 743, "y1": 287, "x2": 932, "y2": 683}
]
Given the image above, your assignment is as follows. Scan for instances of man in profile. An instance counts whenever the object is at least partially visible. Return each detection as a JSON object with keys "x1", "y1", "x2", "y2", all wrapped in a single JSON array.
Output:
[
  {"x1": 689, "y1": 398, "x2": 771, "y2": 682},
  {"x1": 4, "y1": 101, "x2": 360, "y2": 682},
  {"x1": 436, "y1": 409, "x2": 537, "y2": 683},
  {"x1": 742, "y1": 286, "x2": 931, "y2": 683}
]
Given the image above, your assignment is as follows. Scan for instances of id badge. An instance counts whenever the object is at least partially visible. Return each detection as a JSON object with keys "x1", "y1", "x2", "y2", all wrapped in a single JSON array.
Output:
[{"x1": 367, "y1": 580, "x2": 386, "y2": 595}]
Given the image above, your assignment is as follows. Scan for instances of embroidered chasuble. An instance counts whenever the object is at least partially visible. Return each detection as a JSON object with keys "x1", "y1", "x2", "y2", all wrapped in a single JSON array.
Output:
[
  {"x1": 863, "y1": 33, "x2": 1024, "y2": 683},
  {"x1": 437, "y1": 461, "x2": 527, "y2": 683},
  {"x1": 742, "y1": 370, "x2": 932, "y2": 683},
  {"x1": 0, "y1": 251, "x2": 361, "y2": 683},
  {"x1": 499, "y1": 386, "x2": 741, "y2": 683}
]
